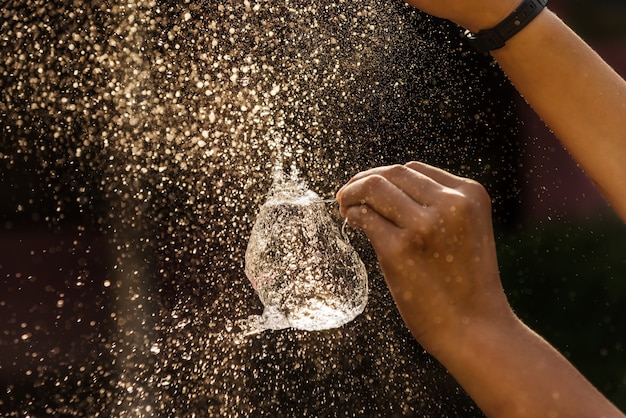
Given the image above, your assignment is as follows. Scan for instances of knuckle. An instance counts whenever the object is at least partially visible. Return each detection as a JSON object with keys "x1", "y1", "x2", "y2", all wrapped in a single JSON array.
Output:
[
  {"x1": 451, "y1": 181, "x2": 492, "y2": 216},
  {"x1": 466, "y1": 180, "x2": 492, "y2": 209},
  {"x1": 361, "y1": 173, "x2": 387, "y2": 190},
  {"x1": 387, "y1": 164, "x2": 410, "y2": 178},
  {"x1": 404, "y1": 161, "x2": 420, "y2": 170}
]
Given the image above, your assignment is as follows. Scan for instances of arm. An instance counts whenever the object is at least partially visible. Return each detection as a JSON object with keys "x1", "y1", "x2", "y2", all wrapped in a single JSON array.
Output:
[
  {"x1": 404, "y1": 0, "x2": 626, "y2": 221},
  {"x1": 337, "y1": 162, "x2": 625, "y2": 418}
]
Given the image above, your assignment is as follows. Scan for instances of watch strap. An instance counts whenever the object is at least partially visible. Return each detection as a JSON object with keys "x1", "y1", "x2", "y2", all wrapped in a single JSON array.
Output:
[{"x1": 466, "y1": 0, "x2": 548, "y2": 53}]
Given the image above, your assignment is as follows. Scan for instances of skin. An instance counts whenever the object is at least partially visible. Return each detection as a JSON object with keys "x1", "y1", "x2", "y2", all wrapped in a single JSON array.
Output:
[
  {"x1": 335, "y1": 2, "x2": 626, "y2": 416},
  {"x1": 336, "y1": 162, "x2": 625, "y2": 418},
  {"x1": 404, "y1": 0, "x2": 626, "y2": 221}
]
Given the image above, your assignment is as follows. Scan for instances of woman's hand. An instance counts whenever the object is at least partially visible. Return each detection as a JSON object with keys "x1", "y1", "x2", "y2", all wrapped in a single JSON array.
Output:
[
  {"x1": 401, "y1": 0, "x2": 519, "y2": 32},
  {"x1": 337, "y1": 161, "x2": 512, "y2": 356},
  {"x1": 338, "y1": 162, "x2": 626, "y2": 418}
]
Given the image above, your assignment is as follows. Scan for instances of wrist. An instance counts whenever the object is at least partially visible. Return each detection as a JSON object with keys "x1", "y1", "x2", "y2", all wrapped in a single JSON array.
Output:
[
  {"x1": 465, "y1": 0, "x2": 549, "y2": 53},
  {"x1": 423, "y1": 303, "x2": 520, "y2": 368},
  {"x1": 458, "y1": 0, "x2": 524, "y2": 34}
]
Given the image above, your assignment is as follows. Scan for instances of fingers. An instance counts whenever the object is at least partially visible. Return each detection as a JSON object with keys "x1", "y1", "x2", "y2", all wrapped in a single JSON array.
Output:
[
  {"x1": 336, "y1": 161, "x2": 484, "y2": 239},
  {"x1": 338, "y1": 172, "x2": 434, "y2": 229},
  {"x1": 404, "y1": 161, "x2": 468, "y2": 189},
  {"x1": 343, "y1": 203, "x2": 404, "y2": 256},
  {"x1": 406, "y1": 161, "x2": 493, "y2": 212},
  {"x1": 338, "y1": 163, "x2": 445, "y2": 208},
  {"x1": 337, "y1": 161, "x2": 464, "y2": 208}
]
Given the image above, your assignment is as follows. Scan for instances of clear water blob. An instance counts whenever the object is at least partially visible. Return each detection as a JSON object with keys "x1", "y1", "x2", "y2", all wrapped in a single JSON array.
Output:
[{"x1": 242, "y1": 162, "x2": 368, "y2": 334}]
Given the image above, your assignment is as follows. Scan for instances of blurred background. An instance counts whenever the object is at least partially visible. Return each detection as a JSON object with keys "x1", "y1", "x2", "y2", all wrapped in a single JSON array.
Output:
[
  {"x1": 497, "y1": 0, "x2": 626, "y2": 409},
  {"x1": 1, "y1": 0, "x2": 625, "y2": 416}
]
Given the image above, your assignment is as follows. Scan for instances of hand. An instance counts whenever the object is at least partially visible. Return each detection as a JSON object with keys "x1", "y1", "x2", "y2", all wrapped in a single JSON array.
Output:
[
  {"x1": 336, "y1": 162, "x2": 512, "y2": 356},
  {"x1": 402, "y1": 0, "x2": 520, "y2": 33}
]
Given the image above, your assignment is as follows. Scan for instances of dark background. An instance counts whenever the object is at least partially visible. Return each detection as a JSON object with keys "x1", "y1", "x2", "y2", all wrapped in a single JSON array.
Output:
[{"x1": 1, "y1": 0, "x2": 625, "y2": 415}]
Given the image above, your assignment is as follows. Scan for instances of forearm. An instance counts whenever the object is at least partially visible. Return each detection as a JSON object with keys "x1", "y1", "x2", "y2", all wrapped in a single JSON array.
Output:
[
  {"x1": 338, "y1": 162, "x2": 625, "y2": 416},
  {"x1": 435, "y1": 312, "x2": 624, "y2": 418},
  {"x1": 490, "y1": 9, "x2": 626, "y2": 220}
]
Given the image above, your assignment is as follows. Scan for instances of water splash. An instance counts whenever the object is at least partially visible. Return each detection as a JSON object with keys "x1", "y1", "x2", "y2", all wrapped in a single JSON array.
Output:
[
  {"x1": 0, "y1": 0, "x2": 514, "y2": 415},
  {"x1": 241, "y1": 159, "x2": 367, "y2": 334}
]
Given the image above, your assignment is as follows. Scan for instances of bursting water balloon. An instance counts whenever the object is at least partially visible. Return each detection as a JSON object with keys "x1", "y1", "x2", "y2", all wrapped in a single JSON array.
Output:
[
  {"x1": 0, "y1": 0, "x2": 518, "y2": 415},
  {"x1": 242, "y1": 164, "x2": 368, "y2": 334}
]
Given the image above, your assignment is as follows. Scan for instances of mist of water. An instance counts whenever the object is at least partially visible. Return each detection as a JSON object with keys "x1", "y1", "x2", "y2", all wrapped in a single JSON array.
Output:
[{"x1": 0, "y1": 0, "x2": 522, "y2": 415}]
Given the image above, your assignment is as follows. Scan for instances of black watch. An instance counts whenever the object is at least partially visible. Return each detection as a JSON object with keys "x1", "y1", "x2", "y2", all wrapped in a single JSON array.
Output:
[{"x1": 465, "y1": 0, "x2": 548, "y2": 53}]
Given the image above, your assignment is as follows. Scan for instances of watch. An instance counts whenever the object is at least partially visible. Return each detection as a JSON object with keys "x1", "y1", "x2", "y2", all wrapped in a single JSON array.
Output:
[{"x1": 465, "y1": 0, "x2": 548, "y2": 53}]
